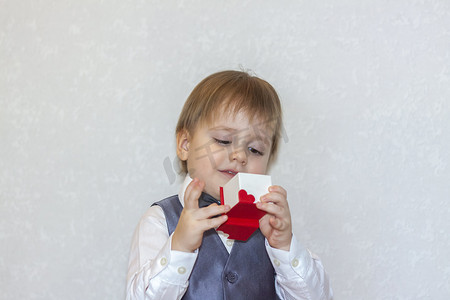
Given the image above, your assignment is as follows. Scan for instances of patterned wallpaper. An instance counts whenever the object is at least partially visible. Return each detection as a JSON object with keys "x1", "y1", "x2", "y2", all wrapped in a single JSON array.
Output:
[{"x1": 1, "y1": 1, "x2": 449, "y2": 299}]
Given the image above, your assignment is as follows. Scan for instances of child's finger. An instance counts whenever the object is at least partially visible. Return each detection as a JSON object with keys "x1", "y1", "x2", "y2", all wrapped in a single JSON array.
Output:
[
  {"x1": 197, "y1": 204, "x2": 231, "y2": 219},
  {"x1": 260, "y1": 187, "x2": 287, "y2": 204},
  {"x1": 203, "y1": 214, "x2": 228, "y2": 230},
  {"x1": 257, "y1": 188, "x2": 290, "y2": 219},
  {"x1": 183, "y1": 178, "x2": 204, "y2": 209},
  {"x1": 268, "y1": 185, "x2": 287, "y2": 197},
  {"x1": 257, "y1": 201, "x2": 283, "y2": 216},
  {"x1": 269, "y1": 215, "x2": 287, "y2": 231},
  {"x1": 260, "y1": 193, "x2": 285, "y2": 205}
]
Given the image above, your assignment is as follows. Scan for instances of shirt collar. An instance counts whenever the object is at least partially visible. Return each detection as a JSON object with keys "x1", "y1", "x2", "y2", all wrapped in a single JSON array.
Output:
[{"x1": 177, "y1": 174, "x2": 193, "y2": 208}]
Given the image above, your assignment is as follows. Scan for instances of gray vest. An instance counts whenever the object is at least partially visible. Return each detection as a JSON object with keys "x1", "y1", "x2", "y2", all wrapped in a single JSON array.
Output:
[{"x1": 153, "y1": 195, "x2": 278, "y2": 300}]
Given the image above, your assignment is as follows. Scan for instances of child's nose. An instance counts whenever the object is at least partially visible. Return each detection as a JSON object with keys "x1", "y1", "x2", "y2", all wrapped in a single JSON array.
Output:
[{"x1": 230, "y1": 148, "x2": 247, "y2": 166}]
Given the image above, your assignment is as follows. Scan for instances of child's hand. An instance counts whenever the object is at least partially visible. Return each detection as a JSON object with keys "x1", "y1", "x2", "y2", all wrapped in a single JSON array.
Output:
[
  {"x1": 172, "y1": 178, "x2": 231, "y2": 253},
  {"x1": 257, "y1": 185, "x2": 292, "y2": 251}
]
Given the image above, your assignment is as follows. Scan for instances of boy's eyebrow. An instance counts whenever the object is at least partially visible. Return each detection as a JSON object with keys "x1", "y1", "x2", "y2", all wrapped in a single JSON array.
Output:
[{"x1": 209, "y1": 126, "x2": 237, "y2": 133}]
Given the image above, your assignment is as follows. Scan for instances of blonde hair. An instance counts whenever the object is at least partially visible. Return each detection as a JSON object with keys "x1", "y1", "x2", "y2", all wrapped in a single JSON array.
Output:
[{"x1": 176, "y1": 70, "x2": 283, "y2": 173}]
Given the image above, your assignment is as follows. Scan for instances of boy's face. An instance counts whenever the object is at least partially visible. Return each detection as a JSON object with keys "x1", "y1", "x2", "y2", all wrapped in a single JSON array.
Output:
[{"x1": 177, "y1": 110, "x2": 274, "y2": 200}]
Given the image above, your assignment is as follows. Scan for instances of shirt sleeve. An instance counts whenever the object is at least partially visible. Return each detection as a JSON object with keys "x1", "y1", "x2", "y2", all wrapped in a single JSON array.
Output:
[
  {"x1": 265, "y1": 235, "x2": 333, "y2": 300},
  {"x1": 126, "y1": 206, "x2": 198, "y2": 300}
]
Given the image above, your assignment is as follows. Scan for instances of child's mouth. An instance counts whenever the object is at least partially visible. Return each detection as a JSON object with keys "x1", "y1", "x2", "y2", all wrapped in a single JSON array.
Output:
[{"x1": 220, "y1": 170, "x2": 238, "y2": 177}]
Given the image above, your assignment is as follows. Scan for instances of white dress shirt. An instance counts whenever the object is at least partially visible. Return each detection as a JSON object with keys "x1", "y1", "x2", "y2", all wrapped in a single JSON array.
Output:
[{"x1": 126, "y1": 176, "x2": 333, "y2": 300}]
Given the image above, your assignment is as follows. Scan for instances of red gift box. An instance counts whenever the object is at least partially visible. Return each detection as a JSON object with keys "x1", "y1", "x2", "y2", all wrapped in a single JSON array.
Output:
[{"x1": 217, "y1": 187, "x2": 267, "y2": 241}]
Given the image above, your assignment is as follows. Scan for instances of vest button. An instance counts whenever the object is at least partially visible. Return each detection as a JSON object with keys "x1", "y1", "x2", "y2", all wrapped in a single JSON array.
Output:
[{"x1": 226, "y1": 272, "x2": 238, "y2": 283}]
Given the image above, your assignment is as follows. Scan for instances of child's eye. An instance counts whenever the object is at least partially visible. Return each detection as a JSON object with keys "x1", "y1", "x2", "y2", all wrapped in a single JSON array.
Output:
[
  {"x1": 213, "y1": 138, "x2": 231, "y2": 145},
  {"x1": 248, "y1": 147, "x2": 263, "y2": 156}
]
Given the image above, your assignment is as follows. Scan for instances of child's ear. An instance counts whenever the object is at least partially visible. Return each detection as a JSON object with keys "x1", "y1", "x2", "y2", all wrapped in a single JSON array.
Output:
[{"x1": 176, "y1": 129, "x2": 190, "y2": 161}]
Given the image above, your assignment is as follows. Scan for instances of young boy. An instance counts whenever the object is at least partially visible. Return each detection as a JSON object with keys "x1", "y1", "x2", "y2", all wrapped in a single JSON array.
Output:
[{"x1": 127, "y1": 70, "x2": 332, "y2": 299}]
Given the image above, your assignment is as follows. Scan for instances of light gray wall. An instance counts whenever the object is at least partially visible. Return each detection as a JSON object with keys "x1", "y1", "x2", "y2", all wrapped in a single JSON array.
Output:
[{"x1": 1, "y1": 1, "x2": 449, "y2": 299}]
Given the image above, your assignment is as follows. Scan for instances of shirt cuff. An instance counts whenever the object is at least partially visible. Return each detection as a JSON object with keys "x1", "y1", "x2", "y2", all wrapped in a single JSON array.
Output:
[
  {"x1": 155, "y1": 234, "x2": 198, "y2": 285},
  {"x1": 265, "y1": 234, "x2": 312, "y2": 279}
]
